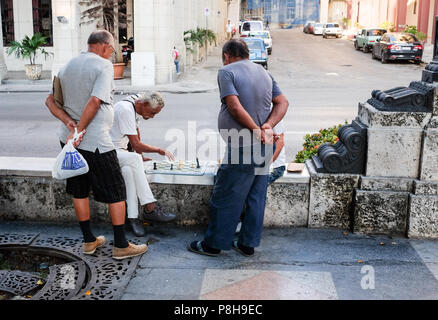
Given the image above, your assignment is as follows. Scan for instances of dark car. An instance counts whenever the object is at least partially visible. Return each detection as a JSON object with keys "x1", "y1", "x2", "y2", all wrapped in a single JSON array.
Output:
[
  {"x1": 371, "y1": 32, "x2": 423, "y2": 64},
  {"x1": 303, "y1": 21, "x2": 315, "y2": 34}
]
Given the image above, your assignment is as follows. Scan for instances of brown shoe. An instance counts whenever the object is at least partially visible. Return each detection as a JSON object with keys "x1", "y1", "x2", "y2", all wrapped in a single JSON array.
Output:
[
  {"x1": 113, "y1": 242, "x2": 148, "y2": 260},
  {"x1": 82, "y1": 236, "x2": 106, "y2": 255}
]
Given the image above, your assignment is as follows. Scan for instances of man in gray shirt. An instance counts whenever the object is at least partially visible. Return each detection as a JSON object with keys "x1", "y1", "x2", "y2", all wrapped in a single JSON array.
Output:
[
  {"x1": 45, "y1": 30, "x2": 147, "y2": 260},
  {"x1": 189, "y1": 39, "x2": 289, "y2": 257}
]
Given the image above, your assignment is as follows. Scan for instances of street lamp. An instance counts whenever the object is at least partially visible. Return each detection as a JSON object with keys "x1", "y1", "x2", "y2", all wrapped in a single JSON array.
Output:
[{"x1": 422, "y1": 16, "x2": 438, "y2": 83}]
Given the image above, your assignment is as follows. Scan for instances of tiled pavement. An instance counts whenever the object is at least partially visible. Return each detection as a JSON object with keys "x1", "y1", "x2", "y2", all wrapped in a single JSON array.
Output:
[{"x1": 1, "y1": 221, "x2": 438, "y2": 300}]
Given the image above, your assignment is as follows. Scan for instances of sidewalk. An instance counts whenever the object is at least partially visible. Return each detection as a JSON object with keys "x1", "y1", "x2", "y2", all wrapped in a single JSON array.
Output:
[
  {"x1": 1, "y1": 220, "x2": 438, "y2": 300},
  {"x1": 0, "y1": 47, "x2": 222, "y2": 94}
]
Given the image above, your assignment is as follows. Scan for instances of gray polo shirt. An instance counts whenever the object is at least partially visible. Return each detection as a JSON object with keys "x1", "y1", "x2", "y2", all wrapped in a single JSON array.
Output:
[
  {"x1": 57, "y1": 52, "x2": 115, "y2": 153},
  {"x1": 217, "y1": 59, "x2": 282, "y2": 134}
]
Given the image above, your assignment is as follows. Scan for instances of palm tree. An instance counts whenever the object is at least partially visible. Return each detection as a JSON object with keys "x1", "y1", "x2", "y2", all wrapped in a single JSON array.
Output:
[{"x1": 6, "y1": 33, "x2": 51, "y2": 65}]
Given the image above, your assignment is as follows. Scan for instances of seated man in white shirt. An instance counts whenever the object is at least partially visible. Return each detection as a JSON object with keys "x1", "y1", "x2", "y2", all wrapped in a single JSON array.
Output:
[
  {"x1": 269, "y1": 120, "x2": 286, "y2": 184},
  {"x1": 110, "y1": 92, "x2": 176, "y2": 237}
]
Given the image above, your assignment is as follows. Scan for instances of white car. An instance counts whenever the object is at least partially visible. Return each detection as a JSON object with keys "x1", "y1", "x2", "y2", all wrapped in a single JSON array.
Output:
[
  {"x1": 323, "y1": 23, "x2": 343, "y2": 38},
  {"x1": 241, "y1": 20, "x2": 264, "y2": 37},
  {"x1": 313, "y1": 23, "x2": 324, "y2": 35},
  {"x1": 248, "y1": 31, "x2": 272, "y2": 54}
]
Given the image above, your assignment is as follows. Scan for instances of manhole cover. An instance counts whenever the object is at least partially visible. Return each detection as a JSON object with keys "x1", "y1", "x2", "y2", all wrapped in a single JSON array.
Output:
[{"x1": 0, "y1": 233, "x2": 143, "y2": 300}]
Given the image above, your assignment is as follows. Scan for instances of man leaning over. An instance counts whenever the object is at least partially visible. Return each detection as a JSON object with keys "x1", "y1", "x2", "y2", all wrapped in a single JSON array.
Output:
[{"x1": 45, "y1": 30, "x2": 147, "y2": 260}]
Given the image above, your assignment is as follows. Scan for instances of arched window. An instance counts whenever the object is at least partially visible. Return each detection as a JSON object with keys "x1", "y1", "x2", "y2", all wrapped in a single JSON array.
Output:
[
  {"x1": 1, "y1": 0, "x2": 14, "y2": 46},
  {"x1": 32, "y1": 0, "x2": 53, "y2": 46}
]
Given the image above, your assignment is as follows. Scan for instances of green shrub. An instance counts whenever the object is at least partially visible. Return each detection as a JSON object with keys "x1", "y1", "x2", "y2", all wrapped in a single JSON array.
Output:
[
  {"x1": 294, "y1": 123, "x2": 346, "y2": 163},
  {"x1": 404, "y1": 25, "x2": 418, "y2": 35}
]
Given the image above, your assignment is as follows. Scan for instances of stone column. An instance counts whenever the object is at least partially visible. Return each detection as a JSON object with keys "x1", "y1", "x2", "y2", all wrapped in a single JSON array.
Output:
[
  {"x1": 0, "y1": 8, "x2": 8, "y2": 81},
  {"x1": 131, "y1": 0, "x2": 155, "y2": 87},
  {"x1": 174, "y1": 0, "x2": 186, "y2": 73},
  {"x1": 320, "y1": 0, "x2": 329, "y2": 23},
  {"x1": 51, "y1": 0, "x2": 81, "y2": 79},
  {"x1": 153, "y1": 0, "x2": 175, "y2": 84}
]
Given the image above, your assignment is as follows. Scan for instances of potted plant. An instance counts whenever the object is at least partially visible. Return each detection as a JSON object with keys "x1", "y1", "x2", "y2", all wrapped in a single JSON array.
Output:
[
  {"x1": 6, "y1": 33, "x2": 52, "y2": 80},
  {"x1": 80, "y1": 0, "x2": 130, "y2": 80}
]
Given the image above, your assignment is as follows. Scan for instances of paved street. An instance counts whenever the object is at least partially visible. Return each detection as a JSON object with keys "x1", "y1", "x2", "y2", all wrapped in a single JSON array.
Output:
[
  {"x1": 1, "y1": 221, "x2": 438, "y2": 300},
  {"x1": 0, "y1": 28, "x2": 426, "y2": 161}
]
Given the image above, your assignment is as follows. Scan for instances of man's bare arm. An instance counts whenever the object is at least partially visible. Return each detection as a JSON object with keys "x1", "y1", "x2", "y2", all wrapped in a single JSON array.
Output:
[
  {"x1": 127, "y1": 134, "x2": 175, "y2": 160},
  {"x1": 76, "y1": 96, "x2": 102, "y2": 133},
  {"x1": 264, "y1": 94, "x2": 289, "y2": 128},
  {"x1": 45, "y1": 94, "x2": 76, "y2": 130}
]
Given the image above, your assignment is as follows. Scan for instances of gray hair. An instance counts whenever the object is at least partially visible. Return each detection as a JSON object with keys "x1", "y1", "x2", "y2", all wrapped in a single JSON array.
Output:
[
  {"x1": 137, "y1": 92, "x2": 165, "y2": 109},
  {"x1": 87, "y1": 30, "x2": 114, "y2": 45}
]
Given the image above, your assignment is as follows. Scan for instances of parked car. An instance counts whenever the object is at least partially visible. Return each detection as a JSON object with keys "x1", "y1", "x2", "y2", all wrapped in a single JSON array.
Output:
[
  {"x1": 371, "y1": 32, "x2": 423, "y2": 64},
  {"x1": 241, "y1": 37, "x2": 268, "y2": 69},
  {"x1": 248, "y1": 31, "x2": 272, "y2": 54},
  {"x1": 354, "y1": 28, "x2": 386, "y2": 53},
  {"x1": 323, "y1": 23, "x2": 342, "y2": 38},
  {"x1": 313, "y1": 23, "x2": 324, "y2": 35},
  {"x1": 241, "y1": 20, "x2": 264, "y2": 37},
  {"x1": 303, "y1": 21, "x2": 315, "y2": 34}
]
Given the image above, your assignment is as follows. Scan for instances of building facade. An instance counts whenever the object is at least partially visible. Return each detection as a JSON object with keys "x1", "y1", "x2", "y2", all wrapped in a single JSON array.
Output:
[{"x1": 0, "y1": 0, "x2": 240, "y2": 85}]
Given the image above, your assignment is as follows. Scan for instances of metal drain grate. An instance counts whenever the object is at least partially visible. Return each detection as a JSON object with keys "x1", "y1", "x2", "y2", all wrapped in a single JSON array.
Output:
[
  {"x1": 0, "y1": 270, "x2": 42, "y2": 296},
  {"x1": 0, "y1": 233, "x2": 143, "y2": 300}
]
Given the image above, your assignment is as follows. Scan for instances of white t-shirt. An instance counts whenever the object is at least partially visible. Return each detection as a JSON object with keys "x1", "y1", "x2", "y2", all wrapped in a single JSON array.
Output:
[
  {"x1": 110, "y1": 94, "x2": 142, "y2": 150},
  {"x1": 272, "y1": 120, "x2": 286, "y2": 168},
  {"x1": 226, "y1": 23, "x2": 233, "y2": 33}
]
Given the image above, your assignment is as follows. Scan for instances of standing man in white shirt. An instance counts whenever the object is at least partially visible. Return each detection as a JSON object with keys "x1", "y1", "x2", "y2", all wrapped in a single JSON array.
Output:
[
  {"x1": 110, "y1": 92, "x2": 176, "y2": 237},
  {"x1": 226, "y1": 20, "x2": 234, "y2": 39}
]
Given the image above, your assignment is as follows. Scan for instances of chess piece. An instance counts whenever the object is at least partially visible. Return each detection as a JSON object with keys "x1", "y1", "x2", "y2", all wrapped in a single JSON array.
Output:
[
  {"x1": 170, "y1": 164, "x2": 173, "y2": 170},
  {"x1": 196, "y1": 157, "x2": 200, "y2": 169},
  {"x1": 178, "y1": 160, "x2": 183, "y2": 170},
  {"x1": 153, "y1": 162, "x2": 157, "y2": 170}
]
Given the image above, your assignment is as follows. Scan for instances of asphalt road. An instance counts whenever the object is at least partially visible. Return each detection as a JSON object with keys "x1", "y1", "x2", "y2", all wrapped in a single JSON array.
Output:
[{"x1": 0, "y1": 28, "x2": 425, "y2": 160}]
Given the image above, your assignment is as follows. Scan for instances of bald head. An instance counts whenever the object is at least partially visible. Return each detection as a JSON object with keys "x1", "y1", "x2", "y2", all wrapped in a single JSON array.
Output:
[
  {"x1": 88, "y1": 30, "x2": 114, "y2": 46},
  {"x1": 87, "y1": 30, "x2": 115, "y2": 60}
]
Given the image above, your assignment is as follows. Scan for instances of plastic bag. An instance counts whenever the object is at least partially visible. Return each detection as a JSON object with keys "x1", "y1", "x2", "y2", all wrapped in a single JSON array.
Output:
[{"x1": 52, "y1": 128, "x2": 89, "y2": 180}]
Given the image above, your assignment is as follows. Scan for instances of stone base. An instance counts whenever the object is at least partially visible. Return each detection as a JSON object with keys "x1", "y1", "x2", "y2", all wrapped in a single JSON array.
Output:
[
  {"x1": 407, "y1": 180, "x2": 438, "y2": 239},
  {"x1": 365, "y1": 127, "x2": 423, "y2": 178},
  {"x1": 353, "y1": 190, "x2": 409, "y2": 235},
  {"x1": 265, "y1": 182, "x2": 310, "y2": 227},
  {"x1": 419, "y1": 127, "x2": 438, "y2": 181},
  {"x1": 307, "y1": 160, "x2": 359, "y2": 229}
]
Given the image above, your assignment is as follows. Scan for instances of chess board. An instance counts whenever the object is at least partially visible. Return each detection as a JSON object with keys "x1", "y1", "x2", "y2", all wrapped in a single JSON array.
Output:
[{"x1": 145, "y1": 160, "x2": 207, "y2": 176}]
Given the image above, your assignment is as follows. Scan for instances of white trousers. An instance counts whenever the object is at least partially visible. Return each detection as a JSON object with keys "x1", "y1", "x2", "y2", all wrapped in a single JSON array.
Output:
[{"x1": 116, "y1": 149, "x2": 156, "y2": 219}]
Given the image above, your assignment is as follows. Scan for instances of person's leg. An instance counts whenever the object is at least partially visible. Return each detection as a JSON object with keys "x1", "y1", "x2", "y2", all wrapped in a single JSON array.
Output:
[
  {"x1": 109, "y1": 201, "x2": 129, "y2": 248},
  {"x1": 73, "y1": 197, "x2": 96, "y2": 243},
  {"x1": 117, "y1": 151, "x2": 156, "y2": 207},
  {"x1": 238, "y1": 173, "x2": 269, "y2": 248},
  {"x1": 268, "y1": 165, "x2": 286, "y2": 185},
  {"x1": 120, "y1": 166, "x2": 139, "y2": 219},
  {"x1": 203, "y1": 164, "x2": 254, "y2": 250}
]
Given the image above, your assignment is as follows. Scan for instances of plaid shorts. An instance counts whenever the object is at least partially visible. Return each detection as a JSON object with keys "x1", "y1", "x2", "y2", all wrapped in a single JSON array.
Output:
[{"x1": 60, "y1": 142, "x2": 126, "y2": 204}]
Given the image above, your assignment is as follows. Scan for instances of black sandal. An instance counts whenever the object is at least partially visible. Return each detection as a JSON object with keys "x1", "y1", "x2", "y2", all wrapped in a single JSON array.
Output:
[
  {"x1": 232, "y1": 240, "x2": 254, "y2": 257},
  {"x1": 187, "y1": 241, "x2": 221, "y2": 257}
]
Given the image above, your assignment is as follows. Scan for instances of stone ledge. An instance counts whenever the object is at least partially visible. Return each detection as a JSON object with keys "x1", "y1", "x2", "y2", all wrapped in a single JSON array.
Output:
[
  {"x1": 414, "y1": 180, "x2": 438, "y2": 195},
  {"x1": 358, "y1": 102, "x2": 432, "y2": 128},
  {"x1": 359, "y1": 176, "x2": 414, "y2": 192}
]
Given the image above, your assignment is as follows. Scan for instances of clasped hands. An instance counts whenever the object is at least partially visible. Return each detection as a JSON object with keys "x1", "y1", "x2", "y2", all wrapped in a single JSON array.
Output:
[
  {"x1": 66, "y1": 120, "x2": 85, "y2": 148},
  {"x1": 254, "y1": 123, "x2": 279, "y2": 144}
]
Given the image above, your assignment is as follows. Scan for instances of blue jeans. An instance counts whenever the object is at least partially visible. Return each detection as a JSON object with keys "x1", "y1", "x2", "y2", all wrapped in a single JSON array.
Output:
[
  {"x1": 174, "y1": 60, "x2": 179, "y2": 73},
  {"x1": 268, "y1": 166, "x2": 285, "y2": 185},
  {"x1": 204, "y1": 144, "x2": 272, "y2": 250}
]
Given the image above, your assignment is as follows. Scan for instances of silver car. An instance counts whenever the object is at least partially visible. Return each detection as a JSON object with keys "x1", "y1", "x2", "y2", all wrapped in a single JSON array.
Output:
[{"x1": 323, "y1": 23, "x2": 342, "y2": 38}]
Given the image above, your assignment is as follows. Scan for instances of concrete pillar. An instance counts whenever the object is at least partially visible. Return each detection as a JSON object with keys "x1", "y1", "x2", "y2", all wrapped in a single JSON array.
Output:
[
  {"x1": 418, "y1": 0, "x2": 431, "y2": 35},
  {"x1": 126, "y1": 0, "x2": 133, "y2": 39},
  {"x1": 132, "y1": 0, "x2": 155, "y2": 86},
  {"x1": 153, "y1": 0, "x2": 175, "y2": 84},
  {"x1": 396, "y1": 0, "x2": 407, "y2": 32},
  {"x1": 320, "y1": 0, "x2": 329, "y2": 23},
  {"x1": 51, "y1": 0, "x2": 81, "y2": 79},
  {"x1": 174, "y1": 0, "x2": 186, "y2": 72},
  {"x1": 0, "y1": 7, "x2": 8, "y2": 81}
]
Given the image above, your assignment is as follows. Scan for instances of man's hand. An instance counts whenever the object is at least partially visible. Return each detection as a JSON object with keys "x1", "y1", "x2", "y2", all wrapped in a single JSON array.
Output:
[
  {"x1": 261, "y1": 123, "x2": 275, "y2": 144},
  {"x1": 158, "y1": 148, "x2": 175, "y2": 161},
  {"x1": 66, "y1": 120, "x2": 77, "y2": 133},
  {"x1": 66, "y1": 129, "x2": 86, "y2": 148}
]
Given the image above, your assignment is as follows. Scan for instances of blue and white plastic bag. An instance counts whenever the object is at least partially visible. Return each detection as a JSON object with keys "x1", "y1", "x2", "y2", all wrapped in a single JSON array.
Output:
[{"x1": 52, "y1": 128, "x2": 89, "y2": 180}]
